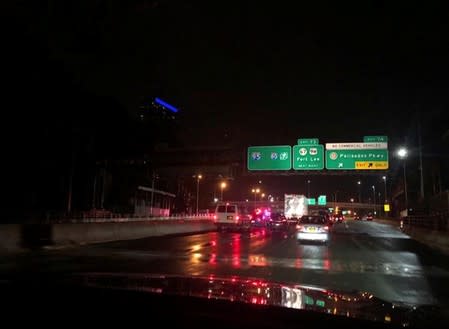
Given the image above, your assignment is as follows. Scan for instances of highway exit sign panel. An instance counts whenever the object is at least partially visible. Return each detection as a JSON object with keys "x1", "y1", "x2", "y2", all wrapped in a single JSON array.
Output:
[
  {"x1": 298, "y1": 138, "x2": 319, "y2": 145},
  {"x1": 318, "y1": 195, "x2": 326, "y2": 205},
  {"x1": 292, "y1": 145, "x2": 324, "y2": 170},
  {"x1": 247, "y1": 145, "x2": 291, "y2": 170},
  {"x1": 363, "y1": 136, "x2": 388, "y2": 143},
  {"x1": 325, "y1": 149, "x2": 389, "y2": 170}
]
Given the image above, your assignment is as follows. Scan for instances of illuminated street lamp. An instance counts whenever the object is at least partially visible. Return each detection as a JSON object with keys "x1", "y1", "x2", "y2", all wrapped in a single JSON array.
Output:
[
  {"x1": 397, "y1": 147, "x2": 408, "y2": 213},
  {"x1": 397, "y1": 148, "x2": 407, "y2": 158},
  {"x1": 220, "y1": 182, "x2": 227, "y2": 201},
  {"x1": 252, "y1": 188, "x2": 260, "y2": 207},
  {"x1": 194, "y1": 174, "x2": 202, "y2": 215}
]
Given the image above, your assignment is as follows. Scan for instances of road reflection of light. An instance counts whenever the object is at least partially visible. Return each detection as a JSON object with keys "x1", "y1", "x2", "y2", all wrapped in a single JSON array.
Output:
[
  {"x1": 250, "y1": 228, "x2": 268, "y2": 239},
  {"x1": 232, "y1": 235, "x2": 241, "y2": 268},
  {"x1": 191, "y1": 253, "x2": 202, "y2": 263},
  {"x1": 323, "y1": 248, "x2": 331, "y2": 270},
  {"x1": 249, "y1": 254, "x2": 268, "y2": 267},
  {"x1": 192, "y1": 244, "x2": 201, "y2": 252}
]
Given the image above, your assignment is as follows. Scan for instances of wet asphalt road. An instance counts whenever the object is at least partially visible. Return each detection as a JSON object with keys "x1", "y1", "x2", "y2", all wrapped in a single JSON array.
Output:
[{"x1": 2, "y1": 220, "x2": 449, "y2": 307}]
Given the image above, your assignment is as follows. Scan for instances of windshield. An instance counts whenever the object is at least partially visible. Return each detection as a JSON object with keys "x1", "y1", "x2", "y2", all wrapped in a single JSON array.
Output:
[
  {"x1": 300, "y1": 216, "x2": 326, "y2": 224},
  {"x1": 4, "y1": 2, "x2": 449, "y2": 327},
  {"x1": 217, "y1": 206, "x2": 226, "y2": 212},
  {"x1": 217, "y1": 205, "x2": 237, "y2": 213}
]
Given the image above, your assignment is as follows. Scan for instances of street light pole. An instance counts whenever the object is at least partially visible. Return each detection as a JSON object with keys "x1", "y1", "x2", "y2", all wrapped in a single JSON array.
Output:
[
  {"x1": 307, "y1": 180, "x2": 311, "y2": 198},
  {"x1": 334, "y1": 190, "x2": 338, "y2": 213},
  {"x1": 372, "y1": 185, "x2": 376, "y2": 214},
  {"x1": 252, "y1": 188, "x2": 260, "y2": 208},
  {"x1": 397, "y1": 147, "x2": 409, "y2": 216},
  {"x1": 220, "y1": 182, "x2": 226, "y2": 201},
  {"x1": 195, "y1": 174, "x2": 202, "y2": 216},
  {"x1": 403, "y1": 162, "x2": 408, "y2": 210},
  {"x1": 382, "y1": 176, "x2": 387, "y2": 203}
]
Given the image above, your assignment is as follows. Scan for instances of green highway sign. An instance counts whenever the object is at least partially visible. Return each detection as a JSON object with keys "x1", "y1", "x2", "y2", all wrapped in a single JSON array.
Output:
[
  {"x1": 316, "y1": 300, "x2": 325, "y2": 308},
  {"x1": 318, "y1": 195, "x2": 326, "y2": 205},
  {"x1": 298, "y1": 138, "x2": 319, "y2": 145},
  {"x1": 363, "y1": 136, "x2": 388, "y2": 143},
  {"x1": 304, "y1": 295, "x2": 314, "y2": 305},
  {"x1": 307, "y1": 198, "x2": 316, "y2": 205},
  {"x1": 247, "y1": 145, "x2": 292, "y2": 170},
  {"x1": 292, "y1": 145, "x2": 324, "y2": 170},
  {"x1": 325, "y1": 149, "x2": 388, "y2": 170}
]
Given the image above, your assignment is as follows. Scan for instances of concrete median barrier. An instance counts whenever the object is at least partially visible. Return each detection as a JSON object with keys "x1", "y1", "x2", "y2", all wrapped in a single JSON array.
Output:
[
  {"x1": 0, "y1": 219, "x2": 216, "y2": 252},
  {"x1": 52, "y1": 219, "x2": 215, "y2": 246},
  {"x1": 376, "y1": 218, "x2": 449, "y2": 255},
  {"x1": 401, "y1": 226, "x2": 449, "y2": 255}
]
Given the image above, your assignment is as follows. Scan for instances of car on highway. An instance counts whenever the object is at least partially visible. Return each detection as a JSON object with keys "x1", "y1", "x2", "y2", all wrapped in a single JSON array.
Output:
[
  {"x1": 354, "y1": 214, "x2": 361, "y2": 220},
  {"x1": 333, "y1": 214, "x2": 345, "y2": 223},
  {"x1": 214, "y1": 203, "x2": 251, "y2": 231},
  {"x1": 361, "y1": 213, "x2": 374, "y2": 221},
  {"x1": 296, "y1": 215, "x2": 330, "y2": 244},
  {"x1": 250, "y1": 207, "x2": 272, "y2": 228},
  {"x1": 268, "y1": 212, "x2": 289, "y2": 231}
]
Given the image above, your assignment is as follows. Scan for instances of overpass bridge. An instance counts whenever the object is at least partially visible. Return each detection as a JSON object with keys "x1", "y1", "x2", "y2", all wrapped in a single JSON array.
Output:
[{"x1": 211, "y1": 201, "x2": 380, "y2": 213}]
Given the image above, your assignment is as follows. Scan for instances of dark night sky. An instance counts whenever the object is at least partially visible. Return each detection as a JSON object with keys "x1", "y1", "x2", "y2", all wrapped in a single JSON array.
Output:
[
  {"x1": 9, "y1": 2, "x2": 449, "y2": 132},
  {"x1": 4, "y1": 1, "x2": 449, "y2": 213}
]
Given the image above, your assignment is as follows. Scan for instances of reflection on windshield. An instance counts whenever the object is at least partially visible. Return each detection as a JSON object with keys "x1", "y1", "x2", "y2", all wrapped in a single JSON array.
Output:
[{"x1": 83, "y1": 273, "x2": 418, "y2": 327}]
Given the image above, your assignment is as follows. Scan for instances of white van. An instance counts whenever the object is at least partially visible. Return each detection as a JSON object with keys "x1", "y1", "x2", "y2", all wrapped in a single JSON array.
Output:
[{"x1": 214, "y1": 203, "x2": 251, "y2": 230}]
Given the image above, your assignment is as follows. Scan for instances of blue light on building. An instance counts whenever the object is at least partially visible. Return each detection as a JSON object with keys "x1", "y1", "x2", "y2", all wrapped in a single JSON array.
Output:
[{"x1": 155, "y1": 97, "x2": 179, "y2": 113}]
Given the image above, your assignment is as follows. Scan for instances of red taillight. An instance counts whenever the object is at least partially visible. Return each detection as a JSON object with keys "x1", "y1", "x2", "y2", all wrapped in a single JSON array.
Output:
[
  {"x1": 213, "y1": 215, "x2": 217, "y2": 220},
  {"x1": 296, "y1": 224, "x2": 303, "y2": 231},
  {"x1": 323, "y1": 226, "x2": 329, "y2": 231},
  {"x1": 236, "y1": 216, "x2": 240, "y2": 221}
]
